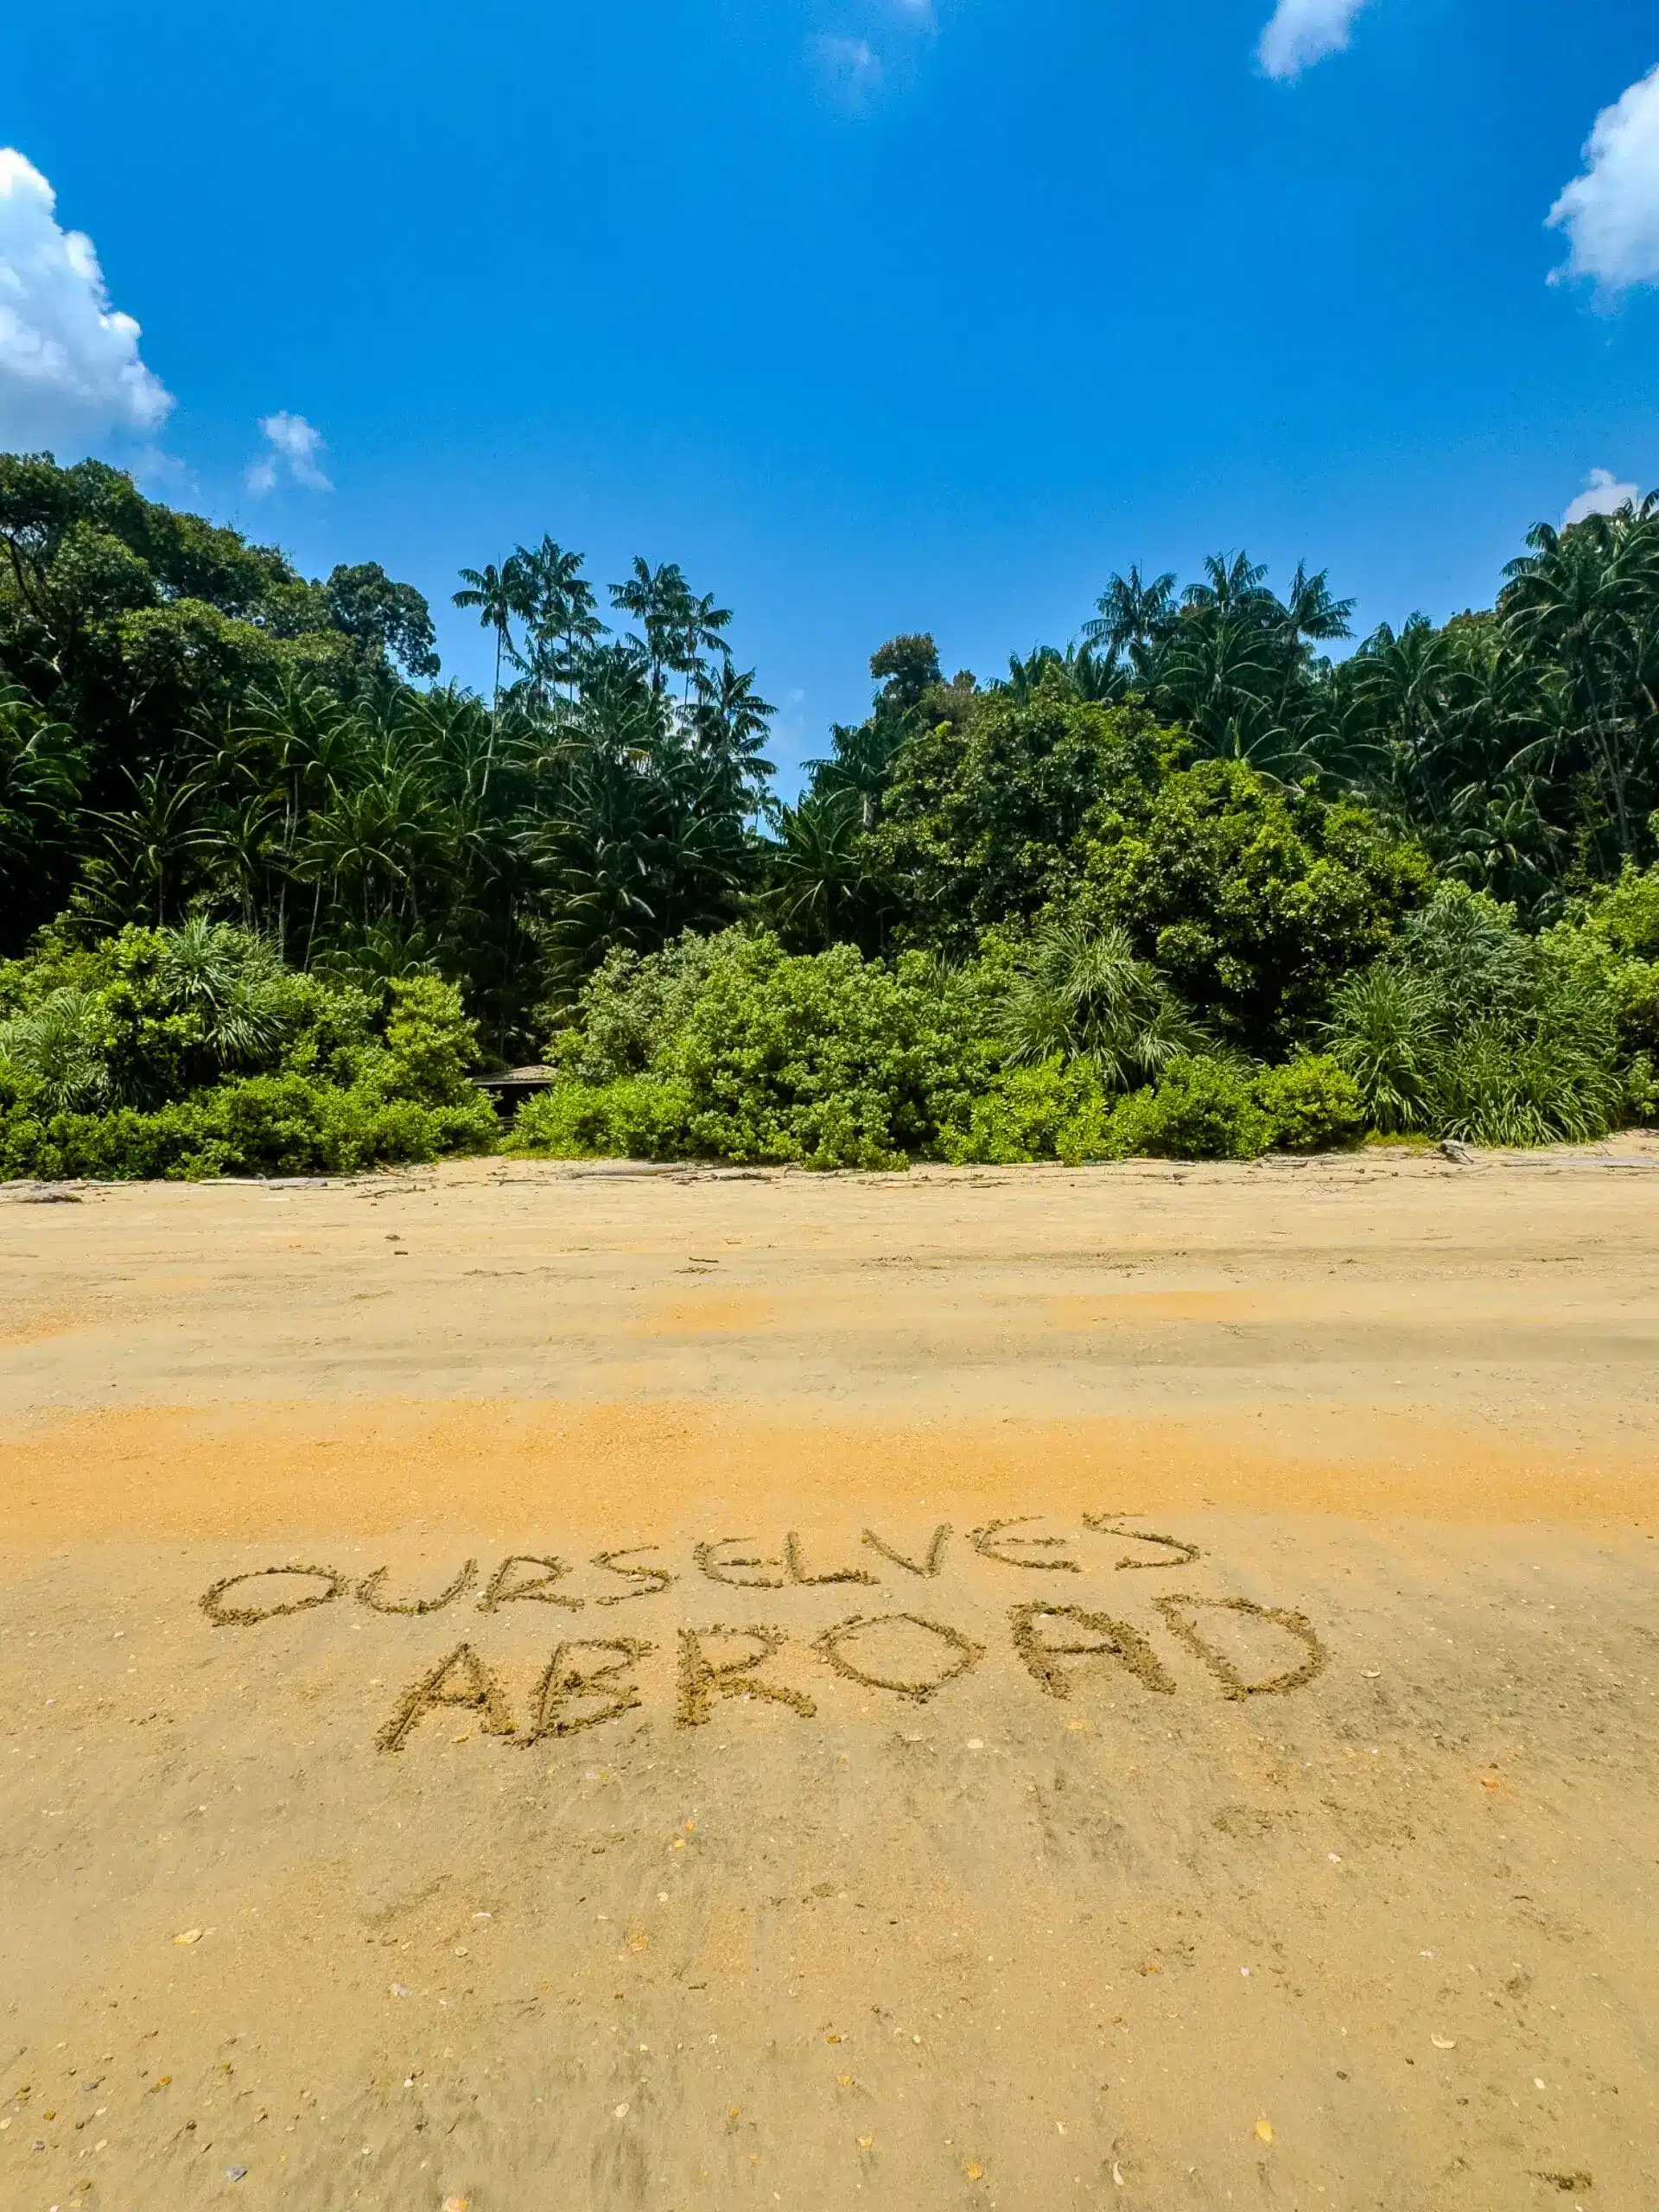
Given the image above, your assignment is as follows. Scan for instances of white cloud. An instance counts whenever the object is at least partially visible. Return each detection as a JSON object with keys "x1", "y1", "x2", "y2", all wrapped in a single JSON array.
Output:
[
  {"x1": 1257, "y1": 0, "x2": 1371, "y2": 80},
  {"x1": 812, "y1": 35, "x2": 882, "y2": 110},
  {"x1": 0, "y1": 148, "x2": 172, "y2": 447},
  {"x1": 1563, "y1": 467, "x2": 1641, "y2": 527},
  {"x1": 245, "y1": 410, "x2": 332, "y2": 495},
  {"x1": 1547, "y1": 65, "x2": 1659, "y2": 296}
]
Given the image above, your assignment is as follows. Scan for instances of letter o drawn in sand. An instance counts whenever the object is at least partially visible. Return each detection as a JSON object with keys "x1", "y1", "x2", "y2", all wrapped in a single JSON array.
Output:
[
  {"x1": 1153, "y1": 1595, "x2": 1329, "y2": 1701},
  {"x1": 1008, "y1": 1603, "x2": 1175, "y2": 1699},
  {"x1": 813, "y1": 1613, "x2": 987, "y2": 1704},
  {"x1": 200, "y1": 1564, "x2": 347, "y2": 1627}
]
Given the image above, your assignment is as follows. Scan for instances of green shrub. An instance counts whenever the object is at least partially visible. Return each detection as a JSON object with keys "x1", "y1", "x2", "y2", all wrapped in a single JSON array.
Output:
[
  {"x1": 0, "y1": 920, "x2": 494, "y2": 1181},
  {"x1": 1103, "y1": 1054, "x2": 1269, "y2": 1161},
  {"x1": 0, "y1": 1071, "x2": 496, "y2": 1182},
  {"x1": 1583, "y1": 860, "x2": 1659, "y2": 961},
  {"x1": 521, "y1": 929, "x2": 994, "y2": 1170},
  {"x1": 379, "y1": 975, "x2": 483, "y2": 1104},
  {"x1": 991, "y1": 918, "x2": 1207, "y2": 1084},
  {"x1": 662, "y1": 938, "x2": 981, "y2": 1167},
  {"x1": 1254, "y1": 1053, "x2": 1364, "y2": 1152},
  {"x1": 541, "y1": 932, "x2": 729, "y2": 1085},
  {"x1": 1322, "y1": 963, "x2": 1440, "y2": 1131},
  {"x1": 1326, "y1": 884, "x2": 1626, "y2": 1145},
  {"x1": 1431, "y1": 1027, "x2": 1624, "y2": 1147},
  {"x1": 936, "y1": 1058, "x2": 1105, "y2": 1165},
  {"x1": 508, "y1": 1075, "x2": 696, "y2": 1160}
]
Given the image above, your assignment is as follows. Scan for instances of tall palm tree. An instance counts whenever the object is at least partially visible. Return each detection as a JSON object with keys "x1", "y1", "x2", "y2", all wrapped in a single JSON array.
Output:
[
  {"x1": 672, "y1": 589, "x2": 734, "y2": 699},
  {"x1": 694, "y1": 660, "x2": 775, "y2": 815},
  {"x1": 92, "y1": 766, "x2": 206, "y2": 925},
  {"x1": 513, "y1": 538, "x2": 606, "y2": 698},
  {"x1": 0, "y1": 685, "x2": 83, "y2": 928},
  {"x1": 1181, "y1": 551, "x2": 1274, "y2": 620},
  {"x1": 453, "y1": 558, "x2": 530, "y2": 721},
  {"x1": 610, "y1": 558, "x2": 694, "y2": 695}
]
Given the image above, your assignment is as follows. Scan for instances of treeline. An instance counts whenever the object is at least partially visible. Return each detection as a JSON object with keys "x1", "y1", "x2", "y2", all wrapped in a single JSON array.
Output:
[{"x1": 1, "y1": 451, "x2": 1656, "y2": 1175}]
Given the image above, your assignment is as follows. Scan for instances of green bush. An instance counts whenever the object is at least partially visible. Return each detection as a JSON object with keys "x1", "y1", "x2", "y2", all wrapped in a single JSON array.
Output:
[
  {"x1": 1100, "y1": 1055, "x2": 1270, "y2": 1161},
  {"x1": 0, "y1": 919, "x2": 494, "y2": 1180},
  {"x1": 1582, "y1": 860, "x2": 1659, "y2": 961},
  {"x1": 518, "y1": 930, "x2": 993, "y2": 1170},
  {"x1": 0, "y1": 918, "x2": 386, "y2": 1109},
  {"x1": 508, "y1": 1075, "x2": 696, "y2": 1160},
  {"x1": 1077, "y1": 759, "x2": 1434, "y2": 1053},
  {"x1": 1254, "y1": 1053, "x2": 1365, "y2": 1151},
  {"x1": 1326, "y1": 884, "x2": 1625, "y2": 1145},
  {"x1": 540, "y1": 932, "x2": 728, "y2": 1085},
  {"x1": 0, "y1": 1072, "x2": 496, "y2": 1182},
  {"x1": 379, "y1": 975, "x2": 484, "y2": 1104},
  {"x1": 1547, "y1": 864, "x2": 1659, "y2": 1106},
  {"x1": 868, "y1": 690, "x2": 1175, "y2": 952},
  {"x1": 512, "y1": 926, "x2": 1371, "y2": 1170},
  {"x1": 935, "y1": 1058, "x2": 1105, "y2": 1165}
]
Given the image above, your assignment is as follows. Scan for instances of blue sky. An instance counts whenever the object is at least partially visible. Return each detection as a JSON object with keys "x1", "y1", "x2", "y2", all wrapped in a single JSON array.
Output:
[{"x1": 3, "y1": 0, "x2": 1657, "y2": 783}]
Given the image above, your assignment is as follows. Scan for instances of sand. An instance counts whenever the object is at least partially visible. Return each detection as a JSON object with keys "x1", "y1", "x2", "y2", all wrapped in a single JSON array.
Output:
[{"x1": 2, "y1": 1141, "x2": 1657, "y2": 2209}]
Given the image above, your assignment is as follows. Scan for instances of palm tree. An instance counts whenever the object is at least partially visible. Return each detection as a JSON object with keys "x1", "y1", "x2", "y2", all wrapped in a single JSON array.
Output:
[
  {"x1": 1499, "y1": 507, "x2": 1659, "y2": 860},
  {"x1": 1084, "y1": 568, "x2": 1177, "y2": 669},
  {"x1": 694, "y1": 660, "x2": 775, "y2": 816},
  {"x1": 453, "y1": 557, "x2": 531, "y2": 721},
  {"x1": 610, "y1": 558, "x2": 694, "y2": 695},
  {"x1": 198, "y1": 791, "x2": 281, "y2": 930},
  {"x1": 1279, "y1": 563, "x2": 1356, "y2": 654},
  {"x1": 0, "y1": 685, "x2": 82, "y2": 935},
  {"x1": 763, "y1": 789, "x2": 871, "y2": 947},
  {"x1": 92, "y1": 766, "x2": 207, "y2": 925},
  {"x1": 513, "y1": 538, "x2": 606, "y2": 698},
  {"x1": 1181, "y1": 551, "x2": 1274, "y2": 620},
  {"x1": 672, "y1": 589, "x2": 734, "y2": 699}
]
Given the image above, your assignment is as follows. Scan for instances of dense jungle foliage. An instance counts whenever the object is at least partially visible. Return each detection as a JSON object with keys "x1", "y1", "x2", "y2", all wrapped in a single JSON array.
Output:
[{"x1": 2, "y1": 452, "x2": 1656, "y2": 1175}]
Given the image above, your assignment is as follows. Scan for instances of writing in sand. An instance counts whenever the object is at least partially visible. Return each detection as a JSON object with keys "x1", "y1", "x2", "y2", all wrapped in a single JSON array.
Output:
[{"x1": 197, "y1": 1515, "x2": 1331, "y2": 1750}]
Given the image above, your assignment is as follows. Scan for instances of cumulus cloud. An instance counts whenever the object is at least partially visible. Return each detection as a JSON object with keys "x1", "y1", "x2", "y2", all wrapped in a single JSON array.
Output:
[
  {"x1": 1547, "y1": 65, "x2": 1659, "y2": 295},
  {"x1": 245, "y1": 410, "x2": 332, "y2": 495},
  {"x1": 1257, "y1": 0, "x2": 1371, "y2": 80},
  {"x1": 1563, "y1": 467, "x2": 1642, "y2": 527},
  {"x1": 0, "y1": 148, "x2": 172, "y2": 446}
]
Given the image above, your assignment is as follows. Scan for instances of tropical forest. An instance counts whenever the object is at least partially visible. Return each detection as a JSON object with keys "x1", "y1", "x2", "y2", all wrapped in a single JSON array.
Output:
[{"x1": 1, "y1": 449, "x2": 1656, "y2": 1179}]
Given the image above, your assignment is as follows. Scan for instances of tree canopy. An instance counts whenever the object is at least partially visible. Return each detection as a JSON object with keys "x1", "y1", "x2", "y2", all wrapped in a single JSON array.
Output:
[{"x1": 3, "y1": 448, "x2": 1657, "y2": 1176}]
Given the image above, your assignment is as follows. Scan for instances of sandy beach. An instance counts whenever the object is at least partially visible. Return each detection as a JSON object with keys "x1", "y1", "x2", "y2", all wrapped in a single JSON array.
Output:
[{"x1": 3, "y1": 1142, "x2": 1657, "y2": 2210}]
